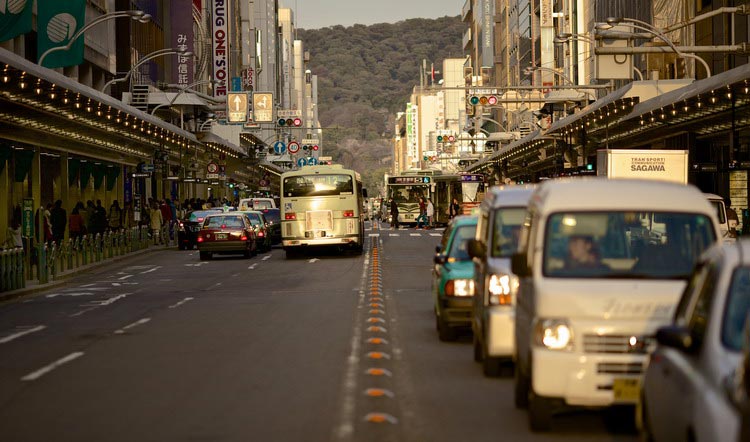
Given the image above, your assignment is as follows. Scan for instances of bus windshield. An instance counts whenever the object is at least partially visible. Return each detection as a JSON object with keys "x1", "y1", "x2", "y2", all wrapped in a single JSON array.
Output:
[
  {"x1": 283, "y1": 174, "x2": 354, "y2": 197},
  {"x1": 388, "y1": 185, "x2": 429, "y2": 203}
]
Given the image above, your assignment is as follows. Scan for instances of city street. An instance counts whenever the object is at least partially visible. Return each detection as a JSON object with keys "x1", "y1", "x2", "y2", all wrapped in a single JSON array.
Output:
[{"x1": 0, "y1": 221, "x2": 637, "y2": 442}]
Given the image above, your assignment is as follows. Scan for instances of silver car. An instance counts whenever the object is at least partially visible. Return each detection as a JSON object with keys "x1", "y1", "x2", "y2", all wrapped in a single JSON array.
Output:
[
  {"x1": 468, "y1": 185, "x2": 535, "y2": 376},
  {"x1": 641, "y1": 241, "x2": 750, "y2": 441}
]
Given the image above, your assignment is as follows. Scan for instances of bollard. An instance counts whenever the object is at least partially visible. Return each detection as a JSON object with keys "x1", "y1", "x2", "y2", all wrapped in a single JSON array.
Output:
[
  {"x1": 1, "y1": 250, "x2": 7, "y2": 292},
  {"x1": 38, "y1": 242, "x2": 48, "y2": 284},
  {"x1": 48, "y1": 242, "x2": 57, "y2": 280},
  {"x1": 17, "y1": 248, "x2": 25, "y2": 289}
]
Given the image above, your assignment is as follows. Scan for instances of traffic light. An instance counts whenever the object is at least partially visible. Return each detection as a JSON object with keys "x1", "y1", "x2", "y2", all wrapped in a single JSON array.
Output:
[
  {"x1": 293, "y1": 118, "x2": 303, "y2": 127},
  {"x1": 312, "y1": 144, "x2": 319, "y2": 151},
  {"x1": 468, "y1": 95, "x2": 498, "y2": 106},
  {"x1": 586, "y1": 163, "x2": 594, "y2": 171},
  {"x1": 437, "y1": 135, "x2": 444, "y2": 143},
  {"x1": 278, "y1": 118, "x2": 301, "y2": 127},
  {"x1": 277, "y1": 118, "x2": 287, "y2": 126}
]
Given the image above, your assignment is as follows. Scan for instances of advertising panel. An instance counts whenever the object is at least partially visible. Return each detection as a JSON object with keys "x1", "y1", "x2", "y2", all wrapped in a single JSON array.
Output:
[
  {"x1": 171, "y1": 0, "x2": 194, "y2": 86},
  {"x1": 211, "y1": 0, "x2": 228, "y2": 96}
]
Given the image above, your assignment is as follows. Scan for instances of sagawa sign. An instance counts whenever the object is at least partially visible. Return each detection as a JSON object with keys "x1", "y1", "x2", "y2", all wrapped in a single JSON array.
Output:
[{"x1": 211, "y1": 0, "x2": 228, "y2": 96}]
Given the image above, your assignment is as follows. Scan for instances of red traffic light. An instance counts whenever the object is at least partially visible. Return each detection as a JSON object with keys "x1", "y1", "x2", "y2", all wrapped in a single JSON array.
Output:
[
  {"x1": 312, "y1": 145, "x2": 319, "y2": 151},
  {"x1": 293, "y1": 118, "x2": 302, "y2": 127}
]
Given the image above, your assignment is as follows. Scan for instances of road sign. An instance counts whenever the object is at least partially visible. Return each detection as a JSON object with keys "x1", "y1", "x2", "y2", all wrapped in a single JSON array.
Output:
[
  {"x1": 308, "y1": 157, "x2": 318, "y2": 166},
  {"x1": 319, "y1": 156, "x2": 332, "y2": 161},
  {"x1": 253, "y1": 92, "x2": 274, "y2": 122},
  {"x1": 22, "y1": 198, "x2": 33, "y2": 238},
  {"x1": 142, "y1": 164, "x2": 155, "y2": 172},
  {"x1": 227, "y1": 93, "x2": 249, "y2": 123},
  {"x1": 297, "y1": 158, "x2": 307, "y2": 167},
  {"x1": 207, "y1": 162, "x2": 219, "y2": 174},
  {"x1": 207, "y1": 173, "x2": 219, "y2": 179},
  {"x1": 301, "y1": 138, "x2": 319, "y2": 145},
  {"x1": 288, "y1": 141, "x2": 300, "y2": 154},
  {"x1": 273, "y1": 141, "x2": 286, "y2": 154},
  {"x1": 278, "y1": 109, "x2": 301, "y2": 118}
]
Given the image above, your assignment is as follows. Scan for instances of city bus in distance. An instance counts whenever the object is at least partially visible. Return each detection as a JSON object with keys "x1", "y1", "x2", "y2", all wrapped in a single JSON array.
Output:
[
  {"x1": 280, "y1": 164, "x2": 366, "y2": 257},
  {"x1": 385, "y1": 173, "x2": 434, "y2": 226},
  {"x1": 432, "y1": 173, "x2": 486, "y2": 224}
]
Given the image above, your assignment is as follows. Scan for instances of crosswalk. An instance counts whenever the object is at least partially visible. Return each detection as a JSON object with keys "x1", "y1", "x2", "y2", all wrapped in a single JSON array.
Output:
[{"x1": 365, "y1": 223, "x2": 444, "y2": 238}]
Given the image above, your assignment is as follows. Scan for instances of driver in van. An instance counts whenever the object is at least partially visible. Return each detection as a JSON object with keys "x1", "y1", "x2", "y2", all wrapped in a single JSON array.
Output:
[{"x1": 564, "y1": 235, "x2": 609, "y2": 272}]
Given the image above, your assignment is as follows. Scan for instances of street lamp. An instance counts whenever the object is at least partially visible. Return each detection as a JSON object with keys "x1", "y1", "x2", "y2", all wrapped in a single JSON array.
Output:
[
  {"x1": 101, "y1": 48, "x2": 193, "y2": 94},
  {"x1": 38, "y1": 10, "x2": 151, "y2": 67},
  {"x1": 596, "y1": 17, "x2": 712, "y2": 77},
  {"x1": 150, "y1": 79, "x2": 221, "y2": 121}
]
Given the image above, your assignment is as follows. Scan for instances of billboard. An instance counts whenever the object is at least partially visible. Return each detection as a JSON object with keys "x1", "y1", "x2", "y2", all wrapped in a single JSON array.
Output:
[
  {"x1": 211, "y1": 0, "x2": 228, "y2": 96},
  {"x1": 171, "y1": 0, "x2": 194, "y2": 86}
]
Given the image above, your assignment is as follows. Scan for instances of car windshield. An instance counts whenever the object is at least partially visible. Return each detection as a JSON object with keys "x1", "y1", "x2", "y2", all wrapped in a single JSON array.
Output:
[
  {"x1": 447, "y1": 225, "x2": 477, "y2": 261},
  {"x1": 283, "y1": 174, "x2": 353, "y2": 197},
  {"x1": 722, "y1": 267, "x2": 750, "y2": 351},
  {"x1": 491, "y1": 207, "x2": 526, "y2": 258},
  {"x1": 204, "y1": 216, "x2": 245, "y2": 229},
  {"x1": 543, "y1": 211, "x2": 715, "y2": 279},
  {"x1": 188, "y1": 210, "x2": 221, "y2": 222},
  {"x1": 262, "y1": 209, "x2": 280, "y2": 224},
  {"x1": 253, "y1": 200, "x2": 274, "y2": 210}
]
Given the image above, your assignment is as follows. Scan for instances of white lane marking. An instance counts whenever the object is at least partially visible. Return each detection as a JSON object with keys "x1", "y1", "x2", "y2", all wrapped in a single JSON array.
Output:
[
  {"x1": 118, "y1": 274, "x2": 134, "y2": 280},
  {"x1": 0, "y1": 325, "x2": 47, "y2": 344},
  {"x1": 169, "y1": 297, "x2": 194, "y2": 309},
  {"x1": 248, "y1": 264, "x2": 258, "y2": 270},
  {"x1": 114, "y1": 318, "x2": 151, "y2": 335},
  {"x1": 140, "y1": 266, "x2": 162, "y2": 274},
  {"x1": 69, "y1": 307, "x2": 98, "y2": 318},
  {"x1": 207, "y1": 282, "x2": 222, "y2": 290},
  {"x1": 184, "y1": 262, "x2": 209, "y2": 267},
  {"x1": 78, "y1": 283, "x2": 96, "y2": 288},
  {"x1": 46, "y1": 292, "x2": 95, "y2": 298},
  {"x1": 309, "y1": 258, "x2": 320, "y2": 263},
  {"x1": 262, "y1": 255, "x2": 272, "y2": 261},
  {"x1": 232, "y1": 273, "x2": 241, "y2": 277},
  {"x1": 70, "y1": 293, "x2": 133, "y2": 317},
  {"x1": 368, "y1": 233, "x2": 380, "y2": 237},
  {"x1": 64, "y1": 287, "x2": 107, "y2": 292},
  {"x1": 111, "y1": 283, "x2": 121, "y2": 287},
  {"x1": 409, "y1": 233, "x2": 421, "y2": 237},
  {"x1": 389, "y1": 234, "x2": 399, "y2": 237},
  {"x1": 21, "y1": 352, "x2": 84, "y2": 381},
  {"x1": 429, "y1": 233, "x2": 442, "y2": 237}
]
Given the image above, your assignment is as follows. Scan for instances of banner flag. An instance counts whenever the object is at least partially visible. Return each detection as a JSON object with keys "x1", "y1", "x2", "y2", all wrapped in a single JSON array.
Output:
[
  {"x1": 0, "y1": 0, "x2": 32, "y2": 42},
  {"x1": 37, "y1": 0, "x2": 86, "y2": 68}
]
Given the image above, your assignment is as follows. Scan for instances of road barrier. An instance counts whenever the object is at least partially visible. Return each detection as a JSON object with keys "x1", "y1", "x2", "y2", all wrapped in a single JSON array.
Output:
[{"x1": 0, "y1": 224, "x2": 174, "y2": 294}]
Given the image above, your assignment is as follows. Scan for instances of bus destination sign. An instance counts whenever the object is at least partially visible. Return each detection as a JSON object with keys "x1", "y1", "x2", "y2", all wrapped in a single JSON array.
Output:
[
  {"x1": 461, "y1": 174, "x2": 484, "y2": 182},
  {"x1": 388, "y1": 176, "x2": 431, "y2": 184}
]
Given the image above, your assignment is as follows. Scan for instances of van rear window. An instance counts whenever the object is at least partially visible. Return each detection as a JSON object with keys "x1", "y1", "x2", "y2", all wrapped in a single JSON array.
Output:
[{"x1": 283, "y1": 174, "x2": 354, "y2": 197}]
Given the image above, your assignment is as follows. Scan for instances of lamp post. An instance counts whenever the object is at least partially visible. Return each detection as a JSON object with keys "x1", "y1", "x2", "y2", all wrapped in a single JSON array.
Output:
[
  {"x1": 596, "y1": 17, "x2": 712, "y2": 78},
  {"x1": 150, "y1": 79, "x2": 220, "y2": 122},
  {"x1": 38, "y1": 10, "x2": 151, "y2": 67},
  {"x1": 101, "y1": 48, "x2": 193, "y2": 94}
]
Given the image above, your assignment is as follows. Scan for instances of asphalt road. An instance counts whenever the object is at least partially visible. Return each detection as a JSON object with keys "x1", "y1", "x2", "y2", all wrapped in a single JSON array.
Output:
[{"x1": 0, "y1": 220, "x2": 638, "y2": 442}]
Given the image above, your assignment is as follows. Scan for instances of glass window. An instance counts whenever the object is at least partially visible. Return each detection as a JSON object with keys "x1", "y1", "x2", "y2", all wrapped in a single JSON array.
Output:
[
  {"x1": 447, "y1": 225, "x2": 477, "y2": 261},
  {"x1": 674, "y1": 262, "x2": 710, "y2": 325},
  {"x1": 204, "y1": 216, "x2": 245, "y2": 229},
  {"x1": 543, "y1": 211, "x2": 715, "y2": 279},
  {"x1": 722, "y1": 267, "x2": 750, "y2": 351},
  {"x1": 245, "y1": 213, "x2": 262, "y2": 226},
  {"x1": 709, "y1": 200, "x2": 727, "y2": 224},
  {"x1": 491, "y1": 207, "x2": 526, "y2": 257},
  {"x1": 283, "y1": 174, "x2": 354, "y2": 197},
  {"x1": 688, "y1": 264, "x2": 718, "y2": 347},
  {"x1": 388, "y1": 185, "x2": 429, "y2": 204}
]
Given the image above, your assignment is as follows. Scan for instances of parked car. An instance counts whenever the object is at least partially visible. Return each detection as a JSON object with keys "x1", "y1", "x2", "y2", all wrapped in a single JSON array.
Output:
[
  {"x1": 468, "y1": 185, "x2": 535, "y2": 376},
  {"x1": 511, "y1": 178, "x2": 720, "y2": 431},
  {"x1": 259, "y1": 208, "x2": 281, "y2": 245},
  {"x1": 177, "y1": 209, "x2": 222, "y2": 250},
  {"x1": 197, "y1": 213, "x2": 257, "y2": 260},
  {"x1": 640, "y1": 241, "x2": 750, "y2": 442},
  {"x1": 432, "y1": 215, "x2": 478, "y2": 341},
  {"x1": 237, "y1": 210, "x2": 272, "y2": 252}
]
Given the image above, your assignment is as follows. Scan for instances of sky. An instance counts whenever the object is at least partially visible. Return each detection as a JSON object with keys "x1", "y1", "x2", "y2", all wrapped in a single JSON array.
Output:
[{"x1": 282, "y1": 0, "x2": 462, "y2": 29}]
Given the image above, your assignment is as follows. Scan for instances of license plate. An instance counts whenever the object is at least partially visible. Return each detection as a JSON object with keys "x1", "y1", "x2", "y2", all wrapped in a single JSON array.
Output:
[
  {"x1": 216, "y1": 233, "x2": 228, "y2": 240},
  {"x1": 612, "y1": 378, "x2": 640, "y2": 403}
]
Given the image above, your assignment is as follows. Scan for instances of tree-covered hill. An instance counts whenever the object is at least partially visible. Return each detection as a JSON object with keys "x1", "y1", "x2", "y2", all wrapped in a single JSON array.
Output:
[{"x1": 298, "y1": 16, "x2": 463, "y2": 193}]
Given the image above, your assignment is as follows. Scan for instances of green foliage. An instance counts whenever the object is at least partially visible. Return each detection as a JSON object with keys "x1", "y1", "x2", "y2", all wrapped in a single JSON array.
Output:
[{"x1": 299, "y1": 16, "x2": 463, "y2": 194}]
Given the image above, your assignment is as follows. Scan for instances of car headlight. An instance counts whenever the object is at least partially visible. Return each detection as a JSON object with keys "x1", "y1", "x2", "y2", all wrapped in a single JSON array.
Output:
[
  {"x1": 534, "y1": 319, "x2": 573, "y2": 350},
  {"x1": 444, "y1": 279, "x2": 475, "y2": 297},
  {"x1": 487, "y1": 273, "x2": 518, "y2": 305}
]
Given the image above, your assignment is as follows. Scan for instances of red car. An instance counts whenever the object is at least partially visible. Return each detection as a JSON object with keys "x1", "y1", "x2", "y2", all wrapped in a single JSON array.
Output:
[{"x1": 197, "y1": 213, "x2": 257, "y2": 260}]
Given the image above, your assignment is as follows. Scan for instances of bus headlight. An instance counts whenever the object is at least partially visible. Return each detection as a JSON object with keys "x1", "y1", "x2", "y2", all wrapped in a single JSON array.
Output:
[
  {"x1": 534, "y1": 319, "x2": 573, "y2": 351},
  {"x1": 444, "y1": 279, "x2": 474, "y2": 297}
]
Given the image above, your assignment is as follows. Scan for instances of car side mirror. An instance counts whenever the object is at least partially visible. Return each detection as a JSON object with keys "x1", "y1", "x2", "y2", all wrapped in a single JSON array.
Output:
[
  {"x1": 434, "y1": 254, "x2": 447, "y2": 265},
  {"x1": 511, "y1": 252, "x2": 530, "y2": 277},
  {"x1": 467, "y1": 239, "x2": 486, "y2": 260},
  {"x1": 655, "y1": 326, "x2": 696, "y2": 353}
]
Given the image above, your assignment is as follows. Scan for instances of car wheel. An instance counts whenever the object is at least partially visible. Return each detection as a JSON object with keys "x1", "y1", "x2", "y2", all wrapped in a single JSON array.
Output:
[
  {"x1": 528, "y1": 389, "x2": 554, "y2": 432},
  {"x1": 437, "y1": 317, "x2": 457, "y2": 342},
  {"x1": 199, "y1": 251, "x2": 211, "y2": 261},
  {"x1": 514, "y1": 364, "x2": 530, "y2": 409},
  {"x1": 473, "y1": 333, "x2": 482, "y2": 362}
]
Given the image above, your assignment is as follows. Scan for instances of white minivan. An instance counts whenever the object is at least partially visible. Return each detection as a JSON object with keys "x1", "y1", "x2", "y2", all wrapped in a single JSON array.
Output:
[
  {"x1": 511, "y1": 178, "x2": 720, "y2": 431},
  {"x1": 468, "y1": 184, "x2": 535, "y2": 376}
]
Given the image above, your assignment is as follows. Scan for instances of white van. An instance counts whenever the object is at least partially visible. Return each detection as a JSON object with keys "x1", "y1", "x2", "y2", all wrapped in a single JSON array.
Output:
[
  {"x1": 238, "y1": 197, "x2": 276, "y2": 211},
  {"x1": 705, "y1": 193, "x2": 737, "y2": 243},
  {"x1": 468, "y1": 184, "x2": 535, "y2": 376},
  {"x1": 511, "y1": 178, "x2": 720, "y2": 431}
]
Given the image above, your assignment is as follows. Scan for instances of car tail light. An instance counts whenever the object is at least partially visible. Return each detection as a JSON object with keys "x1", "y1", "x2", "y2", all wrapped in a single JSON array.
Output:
[
  {"x1": 178, "y1": 222, "x2": 185, "y2": 232},
  {"x1": 444, "y1": 279, "x2": 474, "y2": 297},
  {"x1": 258, "y1": 231, "x2": 265, "y2": 237},
  {"x1": 197, "y1": 236, "x2": 204, "y2": 243},
  {"x1": 285, "y1": 213, "x2": 296, "y2": 220},
  {"x1": 221, "y1": 224, "x2": 227, "y2": 229},
  {"x1": 343, "y1": 210, "x2": 355, "y2": 217},
  {"x1": 241, "y1": 235, "x2": 248, "y2": 241},
  {"x1": 197, "y1": 217, "x2": 204, "y2": 222}
]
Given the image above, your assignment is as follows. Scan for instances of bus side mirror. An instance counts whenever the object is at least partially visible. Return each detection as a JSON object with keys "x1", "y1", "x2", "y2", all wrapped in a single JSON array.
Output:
[{"x1": 362, "y1": 188, "x2": 368, "y2": 198}]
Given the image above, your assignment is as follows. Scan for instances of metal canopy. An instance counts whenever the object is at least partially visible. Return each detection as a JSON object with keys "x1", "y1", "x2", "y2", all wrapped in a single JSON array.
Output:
[
  {"x1": 200, "y1": 132, "x2": 245, "y2": 157},
  {"x1": 0, "y1": 47, "x2": 199, "y2": 163}
]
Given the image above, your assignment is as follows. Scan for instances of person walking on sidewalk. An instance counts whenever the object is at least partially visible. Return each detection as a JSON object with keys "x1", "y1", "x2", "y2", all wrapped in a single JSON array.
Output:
[
  {"x1": 416, "y1": 197, "x2": 427, "y2": 229},
  {"x1": 425, "y1": 199, "x2": 435, "y2": 229},
  {"x1": 389, "y1": 197, "x2": 399, "y2": 229}
]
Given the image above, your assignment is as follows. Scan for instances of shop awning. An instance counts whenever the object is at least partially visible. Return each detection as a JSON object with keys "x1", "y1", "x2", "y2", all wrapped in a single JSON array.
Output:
[{"x1": 200, "y1": 132, "x2": 246, "y2": 158}]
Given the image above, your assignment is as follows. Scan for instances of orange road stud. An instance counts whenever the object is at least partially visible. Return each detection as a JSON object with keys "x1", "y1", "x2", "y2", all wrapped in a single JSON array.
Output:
[
  {"x1": 364, "y1": 388, "x2": 394, "y2": 398},
  {"x1": 367, "y1": 337, "x2": 388, "y2": 345},
  {"x1": 364, "y1": 413, "x2": 398, "y2": 424},
  {"x1": 366, "y1": 317, "x2": 385, "y2": 323},
  {"x1": 369, "y1": 309, "x2": 386, "y2": 315},
  {"x1": 366, "y1": 351, "x2": 391, "y2": 360},
  {"x1": 366, "y1": 326, "x2": 387, "y2": 333},
  {"x1": 365, "y1": 368, "x2": 393, "y2": 377}
]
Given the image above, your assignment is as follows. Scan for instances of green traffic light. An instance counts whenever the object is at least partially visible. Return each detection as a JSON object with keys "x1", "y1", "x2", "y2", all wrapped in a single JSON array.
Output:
[
  {"x1": 470, "y1": 96, "x2": 479, "y2": 105},
  {"x1": 437, "y1": 135, "x2": 443, "y2": 142},
  {"x1": 278, "y1": 118, "x2": 286, "y2": 126},
  {"x1": 586, "y1": 163, "x2": 593, "y2": 171}
]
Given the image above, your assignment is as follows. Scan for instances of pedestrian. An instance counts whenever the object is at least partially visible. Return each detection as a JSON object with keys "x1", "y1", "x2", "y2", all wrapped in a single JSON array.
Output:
[
  {"x1": 108, "y1": 200, "x2": 123, "y2": 231},
  {"x1": 68, "y1": 203, "x2": 86, "y2": 240},
  {"x1": 416, "y1": 197, "x2": 427, "y2": 229},
  {"x1": 149, "y1": 202, "x2": 163, "y2": 244},
  {"x1": 425, "y1": 198, "x2": 435, "y2": 229},
  {"x1": 93, "y1": 199, "x2": 108, "y2": 235},
  {"x1": 85, "y1": 200, "x2": 96, "y2": 234},
  {"x1": 6, "y1": 219, "x2": 22, "y2": 249},
  {"x1": 727, "y1": 197, "x2": 740, "y2": 237},
  {"x1": 49, "y1": 200, "x2": 67, "y2": 244},
  {"x1": 122, "y1": 201, "x2": 135, "y2": 230},
  {"x1": 449, "y1": 197, "x2": 461, "y2": 219},
  {"x1": 389, "y1": 197, "x2": 399, "y2": 229}
]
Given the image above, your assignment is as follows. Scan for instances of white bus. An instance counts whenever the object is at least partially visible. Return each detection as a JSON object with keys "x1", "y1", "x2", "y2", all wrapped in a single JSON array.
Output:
[{"x1": 280, "y1": 165, "x2": 366, "y2": 257}]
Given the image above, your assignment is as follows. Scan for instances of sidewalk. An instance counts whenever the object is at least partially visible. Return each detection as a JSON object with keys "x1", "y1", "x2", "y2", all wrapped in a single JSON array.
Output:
[{"x1": 0, "y1": 243, "x2": 173, "y2": 304}]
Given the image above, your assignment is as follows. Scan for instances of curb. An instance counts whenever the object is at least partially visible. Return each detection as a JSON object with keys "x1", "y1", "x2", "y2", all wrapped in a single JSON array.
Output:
[{"x1": 0, "y1": 244, "x2": 174, "y2": 304}]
